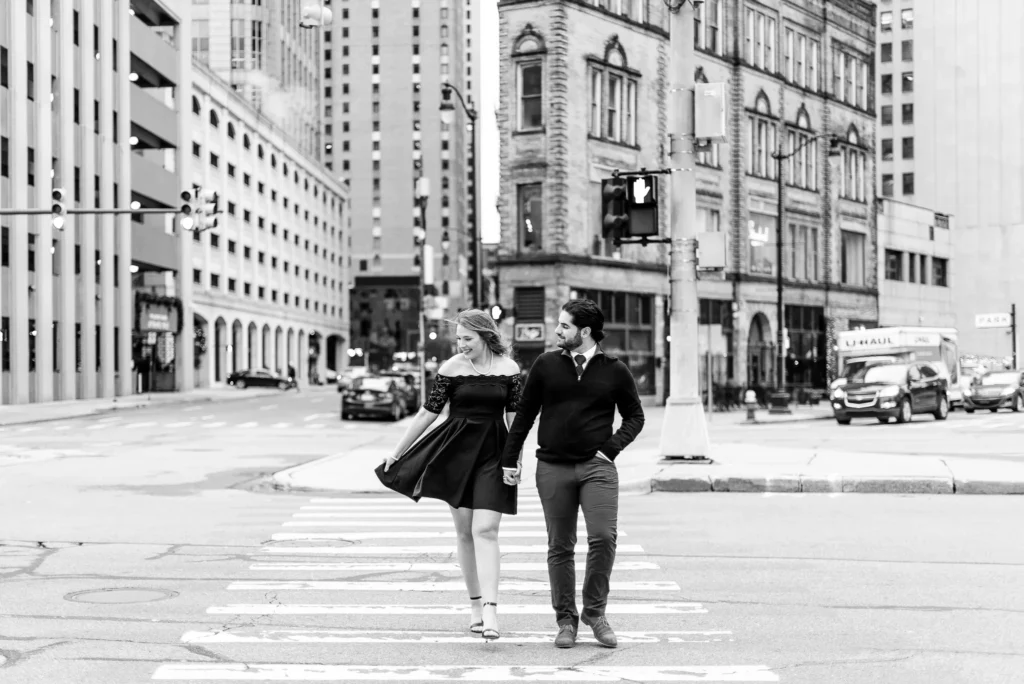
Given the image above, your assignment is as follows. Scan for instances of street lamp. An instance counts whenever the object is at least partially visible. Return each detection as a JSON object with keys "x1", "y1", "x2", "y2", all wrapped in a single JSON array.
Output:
[
  {"x1": 414, "y1": 177, "x2": 431, "y2": 406},
  {"x1": 439, "y1": 83, "x2": 482, "y2": 309},
  {"x1": 769, "y1": 134, "x2": 842, "y2": 412}
]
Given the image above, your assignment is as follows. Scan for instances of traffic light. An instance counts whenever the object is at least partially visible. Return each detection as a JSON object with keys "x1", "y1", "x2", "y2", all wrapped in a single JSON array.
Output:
[
  {"x1": 198, "y1": 189, "x2": 220, "y2": 231},
  {"x1": 601, "y1": 177, "x2": 629, "y2": 239},
  {"x1": 179, "y1": 187, "x2": 199, "y2": 230},
  {"x1": 51, "y1": 187, "x2": 67, "y2": 230}
]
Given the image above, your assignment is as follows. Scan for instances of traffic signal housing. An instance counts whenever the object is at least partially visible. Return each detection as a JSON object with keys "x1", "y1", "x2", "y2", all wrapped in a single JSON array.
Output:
[
  {"x1": 51, "y1": 188, "x2": 67, "y2": 230},
  {"x1": 601, "y1": 177, "x2": 629, "y2": 239},
  {"x1": 198, "y1": 189, "x2": 220, "y2": 231},
  {"x1": 180, "y1": 188, "x2": 198, "y2": 230},
  {"x1": 625, "y1": 175, "x2": 659, "y2": 237}
]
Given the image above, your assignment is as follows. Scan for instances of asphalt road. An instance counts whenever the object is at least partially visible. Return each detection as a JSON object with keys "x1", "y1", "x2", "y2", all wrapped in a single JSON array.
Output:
[
  {"x1": 711, "y1": 407, "x2": 1024, "y2": 461},
  {"x1": 1, "y1": 391, "x2": 1022, "y2": 683}
]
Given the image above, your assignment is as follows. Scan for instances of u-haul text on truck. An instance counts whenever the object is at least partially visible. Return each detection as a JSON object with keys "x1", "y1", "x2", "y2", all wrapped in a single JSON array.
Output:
[{"x1": 835, "y1": 327, "x2": 962, "y2": 406}]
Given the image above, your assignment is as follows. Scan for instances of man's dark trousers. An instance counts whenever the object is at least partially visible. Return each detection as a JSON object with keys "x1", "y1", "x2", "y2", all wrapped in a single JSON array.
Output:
[{"x1": 536, "y1": 457, "x2": 618, "y2": 627}]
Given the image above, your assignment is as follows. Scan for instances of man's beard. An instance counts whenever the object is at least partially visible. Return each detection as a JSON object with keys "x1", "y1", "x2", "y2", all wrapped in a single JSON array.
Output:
[{"x1": 557, "y1": 332, "x2": 583, "y2": 351}]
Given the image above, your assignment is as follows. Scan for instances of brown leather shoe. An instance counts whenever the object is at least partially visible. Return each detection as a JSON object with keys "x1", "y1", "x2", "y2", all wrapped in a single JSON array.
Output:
[
  {"x1": 582, "y1": 615, "x2": 618, "y2": 648},
  {"x1": 554, "y1": 623, "x2": 577, "y2": 648}
]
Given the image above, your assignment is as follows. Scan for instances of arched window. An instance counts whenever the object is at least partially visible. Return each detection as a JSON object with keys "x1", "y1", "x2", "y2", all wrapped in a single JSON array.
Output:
[
  {"x1": 257, "y1": 144, "x2": 264, "y2": 159},
  {"x1": 840, "y1": 126, "x2": 867, "y2": 202},
  {"x1": 192, "y1": 96, "x2": 201, "y2": 115},
  {"x1": 512, "y1": 27, "x2": 546, "y2": 132},
  {"x1": 747, "y1": 92, "x2": 776, "y2": 179},
  {"x1": 227, "y1": 122, "x2": 236, "y2": 139},
  {"x1": 243, "y1": 134, "x2": 251, "y2": 150},
  {"x1": 209, "y1": 110, "x2": 219, "y2": 127},
  {"x1": 787, "y1": 106, "x2": 816, "y2": 190}
]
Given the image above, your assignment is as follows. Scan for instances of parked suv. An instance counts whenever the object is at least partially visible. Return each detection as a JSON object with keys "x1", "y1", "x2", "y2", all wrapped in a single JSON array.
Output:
[{"x1": 831, "y1": 361, "x2": 949, "y2": 425}]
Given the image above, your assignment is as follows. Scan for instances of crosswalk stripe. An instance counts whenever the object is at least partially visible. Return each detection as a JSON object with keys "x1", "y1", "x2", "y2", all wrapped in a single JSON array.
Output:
[
  {"x1": 294, "y1": 511, "x2": 547, "y2": 518},
  {"x1": 260, "y1": 544, "x2": 646, "y2": 555},
  {"x1": 180, "y1": 629, "x2": 731, "y2": 645},
  {"x1": 270, "y1": 422, "x2": 292, "y2": 428},
  {"x1": 152, "y1": 664, "x2": 776, "y2": 681},
  {"x1": 247, "y1": 561, "x2": 661, "y2": 572},
  {"x1": 239, "y1": 422, "x2": 259, "y2": 428},
  {"x1": 226, "y1": 580, "x2": 679, "y2": 592},
  {"x1": 282, "y1": 520, "x2": 560, "y2": 528},
  {"x1": 270, "y1": 530, "x2": 626, "y2": 540},
  {"x1": 207, "y1": 602, "x2": 708, "y2": 616},
  {"x1": 300, "y1": 503, "x2": 547, "y2": 511},
  {"x1": 202, "y1": 421, "x2": 228, "y2": 428}
]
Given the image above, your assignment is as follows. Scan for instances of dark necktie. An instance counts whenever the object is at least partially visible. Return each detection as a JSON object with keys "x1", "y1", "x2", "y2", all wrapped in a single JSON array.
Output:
[{"x1": 575, "y1": 354, "x2": 587, "y2": 379}]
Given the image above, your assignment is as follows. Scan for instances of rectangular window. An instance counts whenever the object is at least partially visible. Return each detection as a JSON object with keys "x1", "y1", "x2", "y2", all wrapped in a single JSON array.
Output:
[
  {"x1": 517, "y1": 62, "x2": 543, "y2": 130},
  {"x1": 902, "y1": 72, "x2": 914, "y2": 93},
  {"x1": 0, "y1": 46, "x2": 7, "y2": 88},
  {"x1": 902, "y1": 172, "x2": 915, "y2": 195},
  {"x1": 881, "y1": 138, "x2": 893, "y2": 161},
  {"x1": 902, "y1": 103, "x2": 914, "y2": 124},
  {"x1": 27, "y1": 61, "x2": 35, "y2": 101},
  {"x1": 517, "y1": 183, "x2": 543, "y2": 251},
  {"x1": 880, "y1": 11, "x2": 892, "y2": 31},
  {"x1": 902, "y1": 137, "x2": 914, "y2": 160},
  {"x1": 881, "y1": 43, "x2": 892, "y2": 62},
  {"x1": 589, "y1": 68, "x2": 602, "y2": 135},
  {"x1": 748, "y1": 213, "x2": 777, "y2": 276},
  {"x1": 840, "y1": 230, "x2": 866, "y2": 286},
  {"x1": 902, "y1": 40, "x2": 913, "y2": 61},
  {"x1": 27, "y1": 147, "x2": 35, "y2": 186},
  {"x1": 881, "y1": 74, "x2": 892, "y2": 94},
  {"x1": 881, "y1": 105, "x2": 893, "y2": 125},
  {"x1": 901, "y1": 9, "x2": 914, "y2": 29},
  {"x1": 230, "y1": 19, "x2": 245, "y2": 69},
  {"x1": 932, "y1": 257, "x2": 948, "y2": 287},
  {"x1": 0, "y1": 136, "x2": 7, "y2": 177},
  {"x1": 885, "y1": 249, "x2": 903, "y2": 280},
  {"x1": 784, "y1": 28, "x2": 793, "y2": 81}
]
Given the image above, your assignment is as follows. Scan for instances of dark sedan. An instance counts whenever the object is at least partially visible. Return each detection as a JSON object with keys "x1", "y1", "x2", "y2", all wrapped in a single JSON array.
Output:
[
  {"x1": 341, "y1": 376, "x2": 412, "y2": 421},
  {"x1": 831, "y1": 361, "x2": 949, "y2": 425},
  {"x1": 963, "y1": 370, "x2": 1024, "y2": 413},
  {"x1": 227, "y1": 368, "x2": 296, "y2": 390}
]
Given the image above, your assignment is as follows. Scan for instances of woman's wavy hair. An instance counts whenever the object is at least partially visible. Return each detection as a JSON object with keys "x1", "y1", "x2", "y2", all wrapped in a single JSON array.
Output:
[{"x1": 452, "y1": 309, "x2": 512, "y2": 358}]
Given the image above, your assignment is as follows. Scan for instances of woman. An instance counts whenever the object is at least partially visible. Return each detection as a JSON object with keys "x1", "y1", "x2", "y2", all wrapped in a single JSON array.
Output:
[{"x1": 376, "y1": 309, "x2": 522, "y2": 641}]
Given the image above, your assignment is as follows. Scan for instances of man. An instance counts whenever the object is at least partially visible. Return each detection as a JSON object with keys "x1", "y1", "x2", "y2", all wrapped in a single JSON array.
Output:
[{"x1": 501, "y1": 299, "x2": 645, "y2": 649}]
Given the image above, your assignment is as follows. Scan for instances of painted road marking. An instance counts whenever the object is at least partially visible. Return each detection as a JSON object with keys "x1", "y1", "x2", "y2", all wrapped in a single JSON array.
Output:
[
  {"x1": 202, "y1": 421, "x2": 228, "y2": 429},
  {"x1": 227, "y1": 580, "x2": 679, "y2": 592},
  {"x1": 260, "y1": 544, "x2": 646, "y2": 555},
  {"x1": 270, "y1": 422, "x2": 292, "y2": 428},
  {"x1": 270, "y1": 530, "x2": 626, "y2": 541},
  {"x1": 239, "y1": 422, "x2": 259, "y2": 428},
  {"x1": 294, "y1": 511, "x2": 547, "y2": 519},
  {"x1": 306, "y1": 424, "x2": 326, "y2": 429},
  {"x1": 299, "y1": 504, "x2": 547, "y2": 512},
  {"x1": 86, "y1": 423, "x2": 108, "y2": 430},
  {"x1": 181, "y1": 629, "x2": 730, "y2": 645},
  {"x1": 153, "y1": 664, "x2": 775, "y2": 681},
  {"x1": 207, "y1": 602, "x2": 708, "y2": 616},
  {"x1": 304, "y1": 413, "x2": 334, "y2": 421},
  {"x1": 183, "y1": 406, "x2": 204, "y2": 412},
  {"x1": 54, "y1": 425, "x2": 72, "y2": 431},
  {"x1": 282, "y1": 520, "x2": 559, "y2": 528},
  {"x1": 17, "y1": 427, "x2": 40, "y2": 432},
  {"x1": 247, "y1": 561, "x2": 661, "y2": 572},
  {"x1": 259, "y1": 404, "x2": 278, "y2": 411},
  {"x1": 166, "y1": 421, "x2": 193, "y2": 428},
  {"x1": 124, "y1": 422, "x2": 157, "y2": 429}
]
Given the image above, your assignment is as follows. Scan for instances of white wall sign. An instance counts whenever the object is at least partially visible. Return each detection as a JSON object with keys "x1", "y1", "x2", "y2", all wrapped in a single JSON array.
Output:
[{"x1": 975, "y1": 313, "x2": 1011, "y2": 329}]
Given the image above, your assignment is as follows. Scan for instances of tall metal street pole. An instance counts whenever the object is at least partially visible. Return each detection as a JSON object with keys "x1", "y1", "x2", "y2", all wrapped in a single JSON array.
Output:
[
  {"x1": 415, "y1": 177, "x2": 430, "y2": 407},
  {"x1": 659, "y1": 0, "x2": 710, "y2": 460},
  {"x1": 1012, "y1": 303, "x2": 1018, "y2": 369},
  {"x1": 775, "y1": 154, "x2": 787, "y2": 393},
  {"x1": 470, "y1": 117, "x2": 483, "y2": 309}
]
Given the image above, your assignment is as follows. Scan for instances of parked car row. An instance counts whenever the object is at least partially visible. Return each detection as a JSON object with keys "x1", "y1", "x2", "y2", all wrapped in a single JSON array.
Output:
[
  {"x1": 830, "y1": 362, "x2": 1024, "y2": 425},
  {"x1": 339, "y1": 373, "x2": 420, "y2": 421}
]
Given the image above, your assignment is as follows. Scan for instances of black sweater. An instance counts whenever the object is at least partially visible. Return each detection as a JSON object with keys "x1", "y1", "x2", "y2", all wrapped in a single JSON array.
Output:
[{"x1": 501, "y1": 349, "x2": 645, "y2": 468}]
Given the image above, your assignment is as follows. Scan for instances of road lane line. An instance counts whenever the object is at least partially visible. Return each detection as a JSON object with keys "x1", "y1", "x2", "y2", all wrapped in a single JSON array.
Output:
[
  {"x1": 304, "y1": 413, "x2": 334, "y2": 421},
  {"x1": 124, "y1": 422, "x2": 157, "y2": 429},
  {"x1": 299, "y1": 504, "x2": 546, "y2": 512},
  {"x1": 183, "y1": 406, "x2": 204, "y2": 412},
  {"x1": 271, "y1": 530, "x2": 625, "y2": 540},
  {"x1": 281, "y1": 520, "x2": 555, "y2": 528},
  {"x1": 166, "y1": 422, "x2": 193, "y2": 428},
  {"x1": 259, "y1": 404, "x2": 278, "y2": 411},
  {"x1": 238, "y1": 422, "x2": 259, "y2": 428},
  {"x1": 306, "y1": 424, "x2": 325, "y2": 429},
  {"x1": 202, "y1": 421, "x2": 228, "y2": 428},
  {"x1": 226, "y1": 580, "x2": 678, "y2": 592},
  {"x1": 54, "y1": 425, "x2": 72, "y2": 431},
  {"x1": 293, "y1": 511, "x2": 547, "y2": 518},
  {"x1": 180, "y1": 629, "x2": 729, "y2": 645},
  {"x1": 270, "y1": 422, "x2": 292, "y2": 428},
  {"x1": 153, "y1": 664, "x2": 773, "y2": 681},
  {"x1": 206, "y1": 602, "x2": 707, "y2": 616},
  {"x1": 259, "y1": 544, "x2": 646, "y2": 555},
  {"x1": 247, "y1": 561, "x2": 661, "y2": 572}
]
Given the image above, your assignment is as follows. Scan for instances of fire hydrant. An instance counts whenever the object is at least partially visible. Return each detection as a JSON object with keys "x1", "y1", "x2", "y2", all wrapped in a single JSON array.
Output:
[{"x1": 744, "y1": 389, "x2": 758, "y2": 423}]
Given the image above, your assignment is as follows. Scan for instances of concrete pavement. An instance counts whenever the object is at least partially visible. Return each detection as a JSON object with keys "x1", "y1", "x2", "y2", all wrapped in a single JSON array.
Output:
[{"x1": 273, "y1": 405, "x2": 1024, "y2": 496}]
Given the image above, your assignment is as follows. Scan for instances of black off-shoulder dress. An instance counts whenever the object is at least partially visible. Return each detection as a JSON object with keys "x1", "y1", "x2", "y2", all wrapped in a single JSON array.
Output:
[{"x1": 374, "y1": 373, "x2": 522, "y2": 515}]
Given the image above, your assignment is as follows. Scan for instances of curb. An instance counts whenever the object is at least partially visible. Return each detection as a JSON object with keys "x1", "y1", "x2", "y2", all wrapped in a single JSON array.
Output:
[{"x1": 650, "y1": 472, "x2": 1024, "y2": 495}]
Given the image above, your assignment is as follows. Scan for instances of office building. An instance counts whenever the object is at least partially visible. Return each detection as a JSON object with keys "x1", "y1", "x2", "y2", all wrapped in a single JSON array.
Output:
[
  {"x1": 878, "y1": 0, "x2": 1024, "y2": 359},
  {"x1": 323, "y1": 0, "x2": 477, "y2": 368},
  {"x1": 496, "y1": 0, "x2": 878, "y2": 399},
  {"x1": 188, "y1": 62, "x2": 351, "y2": 387},
  {"x1": 877, "y1": 199, "x2": 954, "y2": 328},
  {"x1": 190, "y1": 0, "x2": 322, "y2": 161},
  {"x1": 1, "y1": 0, "x2": 186, "y2": 406}
]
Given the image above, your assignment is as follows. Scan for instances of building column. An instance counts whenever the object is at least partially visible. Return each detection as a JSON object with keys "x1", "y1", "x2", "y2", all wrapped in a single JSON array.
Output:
[
  {"x1": 297, "y1": 330, "x2": 308, "y2": 387},
  {"x1": 57, "y1": 0, "x2": 78, "y2": 401},
  {"x1": 97, "y1": 0, "x2": 116, "y2": 397},
  {"x1": 79, "y1": 0, "x2": 98, "y2": 399},
  {"x1": 116, "y1": 1, "x2": 133, "y2": 397},
  {"x1": 175, "y1": 11, "x2": 195, "y2": 393},
  {"x1": 8, "y1": 3, "x2": 32, "y2": 405},
  {"x1": 32, "y1": 0, "x2": 55, "y2": 402},
  {"x1": 654, "y1": 295, "x2": 667, "y2": 403},
  {"x1": 238, "y1": 322, "x2": 249, "y2": 374}
]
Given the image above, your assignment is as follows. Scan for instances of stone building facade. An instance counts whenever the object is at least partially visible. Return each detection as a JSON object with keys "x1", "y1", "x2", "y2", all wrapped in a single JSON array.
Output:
[{"x1": 495, "y1": 0, "x2": 878, "y2": 399}]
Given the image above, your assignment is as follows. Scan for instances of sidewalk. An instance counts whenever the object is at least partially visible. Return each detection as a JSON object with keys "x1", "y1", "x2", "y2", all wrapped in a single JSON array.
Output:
[
  {"x1": 0, "y1": 386, "x2": 319, "y2": 426},
  {"x1": 272, "y1": 404, "x2": 1024, "y2": 496}
]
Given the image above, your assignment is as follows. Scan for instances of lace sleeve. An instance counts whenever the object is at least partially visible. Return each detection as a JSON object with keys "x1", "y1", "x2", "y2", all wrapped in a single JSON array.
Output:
[
  {"x1": 505, "y1": 374, "x2": 523, "y2": 413},
  {"x1": 423, "y1": 374, "x2": 452, "y2": 414}
]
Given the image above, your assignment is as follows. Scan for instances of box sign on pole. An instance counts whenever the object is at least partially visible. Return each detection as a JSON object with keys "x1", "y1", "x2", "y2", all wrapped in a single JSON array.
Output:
[
  {"x1": 694, "y1": 82, "x2": 729, "y2": 142},
  {"x1": 975, "y1": 312, "x2": 1011, "y2": 329}
]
